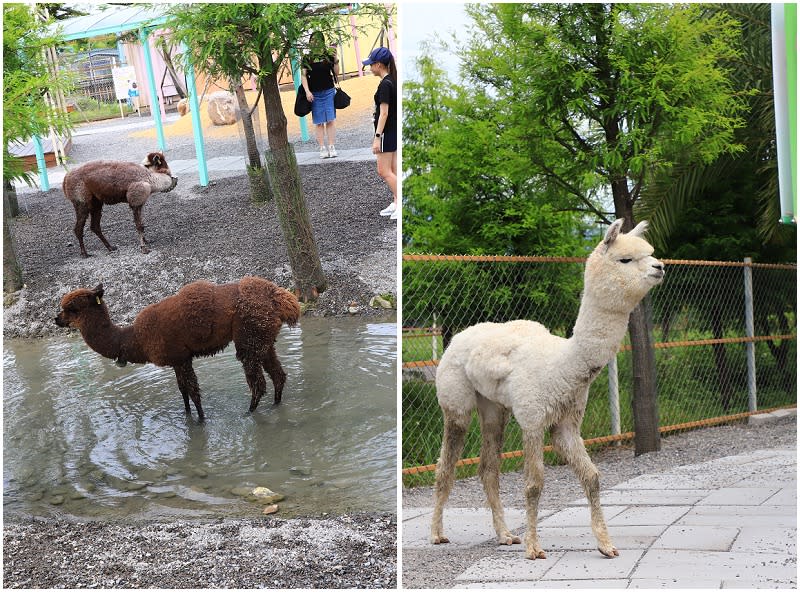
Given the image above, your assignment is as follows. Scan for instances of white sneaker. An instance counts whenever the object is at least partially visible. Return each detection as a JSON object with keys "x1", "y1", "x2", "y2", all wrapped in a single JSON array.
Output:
[
  {"x1": 379, "y1": 202, "x2": 396, "y2": 216},
  {"x1": 390, "y1": 208, "x2": 399, "y2": 220},
  {"x1": 319, "y1": 146, "x2": 329, "y2": 159},
  {"x1": 328, "y1": 145, "x2": 338, "y2": 158}
]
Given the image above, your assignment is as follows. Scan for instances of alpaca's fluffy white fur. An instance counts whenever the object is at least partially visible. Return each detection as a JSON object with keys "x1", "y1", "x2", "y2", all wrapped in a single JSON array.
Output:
[{"x1": 431, "y1": 219, "x2": 665, "y2": 560}]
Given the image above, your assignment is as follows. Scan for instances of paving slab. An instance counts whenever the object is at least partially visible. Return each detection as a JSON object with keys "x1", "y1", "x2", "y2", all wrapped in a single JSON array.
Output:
[
  {"x1": 455, "y1": 553, "x2": 564, "y2": 582},
  {"x1": 538, "y1": 505, "x2": 627, "y2": 527},
  {"x1": 632, "y1": 549, "x2": 796, "y2": 583},
  {"x1": 677, "y1": 505, "x2": 796, "y2": 528},
  {"x1": 575, "y1": 489, "x2": 710, "y2": 506},
  {"x1": 699, "y1": 487, "x2": 780, "y2": 506},
  {"x1": 731, "y1": 527, "x2": 797, "y2": 555},
  {"x1": 402, "y1": 507, "x2": 531, "y2": 549},
  {"x1": 496, "y1": 525, "x2": 665, "y2": 553},
  {"x1": 651, "y1": 524, "x2": 739, "y2": 551},
  {"x1": 543, "y1": 549, "x2": 645, "y2": 580}
]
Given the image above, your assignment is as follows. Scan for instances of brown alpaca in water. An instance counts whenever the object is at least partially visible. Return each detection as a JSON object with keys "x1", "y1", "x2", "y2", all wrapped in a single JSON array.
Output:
[
  {"x1": 62, "y1": 152, "x2": 178, "y2": 257},
  {"x1": 55, "y1": 276, "x2": 301, "y2": 421}
]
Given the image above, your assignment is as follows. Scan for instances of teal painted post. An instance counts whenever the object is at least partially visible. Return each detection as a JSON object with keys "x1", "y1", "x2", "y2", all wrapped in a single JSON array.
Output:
[
  {"x1": 183, "y1": 52, "x2": 209, "y2": 186},
  {"x1": 32, "y1": 136, "x2": 50, "y2": 191},
  {"x1": 291, "y1": 52, "x2": 309, "y2": 142},
  {"x1": 139, "y1": 28, "x2": 167, "y2": 152}
]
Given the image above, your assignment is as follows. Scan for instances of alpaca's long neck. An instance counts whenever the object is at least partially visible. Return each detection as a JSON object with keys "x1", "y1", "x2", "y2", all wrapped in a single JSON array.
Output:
[
  {"x1": 79, "y1": 310, "x2": 147, "y2": 365},
  {"x1": 566, "y1": 292, "x2": 633, "y2": 372}
]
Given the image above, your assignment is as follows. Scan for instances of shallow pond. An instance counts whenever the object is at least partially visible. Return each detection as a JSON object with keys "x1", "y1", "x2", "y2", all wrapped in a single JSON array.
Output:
[{"x1": 3, "y1": 316, "x2": 396, "y2": 519}]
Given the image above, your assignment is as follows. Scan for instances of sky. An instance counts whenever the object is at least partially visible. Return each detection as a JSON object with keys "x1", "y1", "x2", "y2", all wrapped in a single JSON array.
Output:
[{"x1": 400, "y1": 2, "x2": 471, "y2": 81}]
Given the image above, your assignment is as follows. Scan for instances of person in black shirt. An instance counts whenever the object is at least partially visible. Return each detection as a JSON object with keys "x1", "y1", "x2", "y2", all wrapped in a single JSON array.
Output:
[
  {"x1": 362, "y1": 46, "x2": 398, "y2": 220},
  {"x1": 301, "y1": 31, "x2": 339, "y2": 159}
]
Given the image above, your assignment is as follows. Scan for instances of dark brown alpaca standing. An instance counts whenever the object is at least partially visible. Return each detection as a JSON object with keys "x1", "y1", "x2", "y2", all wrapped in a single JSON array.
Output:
[
  {"x1": 62, "y1": 152, "x2": 178, "y2": 257},
  {"x1": 55, "y1": 276, "x2": 301, "y2": 421}
]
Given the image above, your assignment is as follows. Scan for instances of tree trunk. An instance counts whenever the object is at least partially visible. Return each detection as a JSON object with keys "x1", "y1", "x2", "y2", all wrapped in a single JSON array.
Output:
[
  {"x1": 4, "y1": 181, "x2": 23, "y2": 293},
  {"x1": 613, "y1": 197, "x2": 661, "y2": 455},
  {"x1": 629, "y1": 296, "x2": 661, "y2": 455},
  {"x1": 232, "y1": 84, "x2": 272, "y2": 202},
  {"x1": 260, "y1": 70, "x2": 326, "y2": 301}
]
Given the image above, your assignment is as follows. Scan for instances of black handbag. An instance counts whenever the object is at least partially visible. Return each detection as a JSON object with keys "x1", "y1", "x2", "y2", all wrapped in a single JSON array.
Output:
[
  {"x1": 332, "y1": 71, "x2": 350, "y2": 110},
  {"x1": 293, "y1": 86, "x2": 312, "y2": 117},
  {"x1": 334, "y1": 87, "x2": 351, "y2": 109}
]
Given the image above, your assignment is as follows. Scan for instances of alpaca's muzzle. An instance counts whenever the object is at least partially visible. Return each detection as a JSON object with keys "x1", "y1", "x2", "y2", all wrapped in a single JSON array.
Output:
[{"x1": 166, "y1": 176, "x2": 178, "y2": 192}]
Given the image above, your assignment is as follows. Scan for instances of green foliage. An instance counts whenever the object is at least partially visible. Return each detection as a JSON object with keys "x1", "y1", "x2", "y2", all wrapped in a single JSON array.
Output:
[
  {"x1": 458, "y1": 3, "x2": 749, "y2": 220},
  {"x1": 637, "y1": 4, "x2": 796, "y2": 253},
  {"x1": 3, "y1": 3, "x2": 72, "y2": 185},
  {"x1": 166, "y1": 3, "x2": 388, "y2": 88}
]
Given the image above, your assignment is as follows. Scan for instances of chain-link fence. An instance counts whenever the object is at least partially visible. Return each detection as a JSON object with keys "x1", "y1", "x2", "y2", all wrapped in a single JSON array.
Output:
[{"x1": 402, "y1": 255, "x2": 797, "y2": 486}]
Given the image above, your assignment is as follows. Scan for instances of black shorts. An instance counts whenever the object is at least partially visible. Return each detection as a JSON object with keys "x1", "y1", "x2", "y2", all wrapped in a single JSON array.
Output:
[{"x1": 377, "y1": 128, "x2": 397, "y2": 153}]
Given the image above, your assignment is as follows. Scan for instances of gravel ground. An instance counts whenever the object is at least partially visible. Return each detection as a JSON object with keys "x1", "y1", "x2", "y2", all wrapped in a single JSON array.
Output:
[
  {"x1": 3, "y1": 512, "x2": 396, "y2": 588},
  {"x1": 401, "y1": 416, "x2": 796, "y2": 589},
  {"x1": 5, "y1": 103, "x2": 395, "y2": 338}
]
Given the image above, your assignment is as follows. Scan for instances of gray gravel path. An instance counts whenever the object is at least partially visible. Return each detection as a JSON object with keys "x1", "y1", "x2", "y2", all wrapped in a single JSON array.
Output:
[
  {"x1": 401, "y1": 416, "x2": 796, "y2": 588},
  {"x1": 5, "y1": 113, "x2": 395, "y2": 338},
  {"x1": 4, "y1": 512, "x2": 396, "y2": 588}
]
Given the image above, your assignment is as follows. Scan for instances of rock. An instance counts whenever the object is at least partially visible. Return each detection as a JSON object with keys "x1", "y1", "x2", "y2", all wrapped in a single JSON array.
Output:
[
  {"x1": 262, "y1": 504, "x2": 279, "y2": 515},
  {"x1": 207, "y1": 92, "x2": 238, "y2": 126},
  {"x1": 347, "y1": 302, "x2": 359, "y2": 314},
  {"x1": 369, "y1": 295, "x2": 393, "y2": 309},
  {"x1": 231, "y1": 486, "x2": 253, "y2": 497},
  {"x1": 177, "y1": 98, "x2": 190, "y2": 116},
  {"x1": 191, "y1": 467, "x2": 209, "y2": 478},
  {"x1": 247, "y1": 486, "x2": 285, "y2": 504},
  {"x1": 48, "y1": 495, "x2": 65, "y2": 506}
]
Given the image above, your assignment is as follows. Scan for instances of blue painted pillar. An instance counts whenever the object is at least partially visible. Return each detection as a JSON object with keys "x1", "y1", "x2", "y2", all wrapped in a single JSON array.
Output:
[
  {"x1": 290, "y1": 51, "x2": 309, "y2": 142},
  {"x1": 182, "y1": 46, "x2": 209, "y2": 187},
  {"x1": 32, "y1": 136, "x2": 50, "y2": 191},
  {"x1": 139, "y1": 28, "x2": 167, "y2": 152}
]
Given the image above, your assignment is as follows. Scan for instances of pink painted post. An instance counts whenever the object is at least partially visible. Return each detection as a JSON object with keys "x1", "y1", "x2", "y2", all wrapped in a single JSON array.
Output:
[
  {"x1": 385, "y1": 3, "x2": 397, "y2": 56},
  {"x1": 349, "y1": 6, "x2": 363, "y2": 77},
  {"x1": 149, "y1": 32, "x2": 167, "y2": 119}
]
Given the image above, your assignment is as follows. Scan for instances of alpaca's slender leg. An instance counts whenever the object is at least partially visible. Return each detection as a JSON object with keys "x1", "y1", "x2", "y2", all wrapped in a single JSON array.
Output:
[
  {"x1": 430, "y1": 408, "x2": 471, "y2": 544},
  {"x1": 477, "y1": 396, "x2": 520, "y2": 545},
  {"x1": 174, "y1": 362, "x2": 204, "y2": 421},
  {"x1": 521, "y1": 428, "x2": 547, "y2": 559},
  {"x1": 130, "y1": 205, "x2": 150, "y2": 254},
  {"x1": 88, "y1": 200, "x2": 116, "y2": 253},
  {"x1": 239, "y1": 352, "x2": 267, "y2": 413},
  {"x1": 552, "y1": 414, "x2": 619, "y2": 558},
  {"x1": 262, "y1": 345, "x2": 286, "y2": 404},
  {"x1": 72, "y1": 202, "x2": 91, "y2": 258}
]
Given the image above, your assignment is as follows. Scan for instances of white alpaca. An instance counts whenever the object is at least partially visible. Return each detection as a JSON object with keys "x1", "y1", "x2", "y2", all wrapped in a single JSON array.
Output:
[{"x1": 430, "y1": 219, "x2": 665, "y2": 560}]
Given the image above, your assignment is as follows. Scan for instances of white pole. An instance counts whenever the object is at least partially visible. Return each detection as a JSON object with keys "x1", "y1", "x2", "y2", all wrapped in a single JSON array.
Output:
[
  {"x1": 608, "y1": 354, "x2": 620, "y2": 438},
  {"x1": 743, "y1": 257, "x2": 757, "y2": 412}
]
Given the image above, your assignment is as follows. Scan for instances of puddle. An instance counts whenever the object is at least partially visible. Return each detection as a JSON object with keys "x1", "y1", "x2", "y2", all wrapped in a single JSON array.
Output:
[{"x1": 3, "y1": 316, "x2": 396, "y2": 519}]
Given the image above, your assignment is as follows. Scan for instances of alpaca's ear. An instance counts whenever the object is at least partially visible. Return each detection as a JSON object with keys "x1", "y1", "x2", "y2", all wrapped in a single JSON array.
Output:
[
  {"x1": 91, "y1": 284, "x2": 104, "y2": 304},
  {"x1": 603, "y1": 219, "x2": 625, "y2": 248},
  {"x1": 629, "y1": 220, "x2": 649, "y2": 238}
]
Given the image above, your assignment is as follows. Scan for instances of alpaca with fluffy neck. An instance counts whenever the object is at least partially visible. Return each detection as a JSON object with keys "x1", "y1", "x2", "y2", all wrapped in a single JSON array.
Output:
[
  {"x1": 63, "y1": 152, "x2": 178, "y2": 257},
  {"x1": 431, "y1": 219, "x2": 664, "y2": 560},
  {"x1": 55, "y1": 276, "x2": 300, "y2": 421}
]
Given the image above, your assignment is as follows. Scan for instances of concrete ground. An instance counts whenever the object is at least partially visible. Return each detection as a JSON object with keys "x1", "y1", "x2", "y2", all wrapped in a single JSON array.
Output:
[{"x1": 403, "y1": 441, "x2": 796, "y2": 588}]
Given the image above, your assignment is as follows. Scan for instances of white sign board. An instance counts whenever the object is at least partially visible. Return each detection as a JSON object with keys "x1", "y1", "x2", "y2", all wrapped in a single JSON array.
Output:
[{"x1": 112, "y1": 66, "x2": 137, "y2": 101}]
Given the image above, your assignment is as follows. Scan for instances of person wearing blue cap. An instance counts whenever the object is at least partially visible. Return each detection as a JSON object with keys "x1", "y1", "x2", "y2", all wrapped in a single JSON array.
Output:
[
  {"x1": 301, "y1": 31, "x2": 339, "y2": 159},
  {"x1": 363, "y1": 46, "x2": 398, "y2": 220}
]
